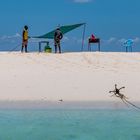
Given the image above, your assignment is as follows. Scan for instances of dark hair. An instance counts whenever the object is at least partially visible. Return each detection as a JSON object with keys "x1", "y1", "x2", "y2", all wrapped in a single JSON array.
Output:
[{"x1": 24, "y1": 25, "x2": 28, "y2": 30}]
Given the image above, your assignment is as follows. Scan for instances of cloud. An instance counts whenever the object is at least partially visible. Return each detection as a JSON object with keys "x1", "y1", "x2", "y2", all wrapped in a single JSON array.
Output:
[
  {"x1": 107, "y1": 37, "x2": 116, "y2": 43},
  {"x1": 0, "y1": 33, "x2": 22, "y2": 46},
  {"x1": 73, "y1": 0, "x2": 92, "y2": 3},
  {"x1": 102, "y1": 37, "x2": 140, "y2": 45},
  {"x1": 118, "y1": 37, "x2": 140, "y2": 45},
  {"x1": 133, "y1": 37, "x2": 140, "y2": 43},
  {"x1": 63, "y1": 36, "x2": 70, "y2": 42},
  {"x1": 102, "y1": 37, "x2": 117, "y2": 45},
  {"x1": 0, "y1": 33, "x2": 21, "y2": 40},
  {"x1": 118, "y1": 38, "x2": 126, "y2": 44}
]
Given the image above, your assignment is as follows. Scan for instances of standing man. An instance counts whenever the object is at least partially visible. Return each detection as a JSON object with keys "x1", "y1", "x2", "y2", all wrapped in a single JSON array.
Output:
[
  {"x1": 54, "y1": 28, "x2": 63, "y2": 53},
  {"x1": 21, "y1": 25, "x2": 28, "y2": 53}
]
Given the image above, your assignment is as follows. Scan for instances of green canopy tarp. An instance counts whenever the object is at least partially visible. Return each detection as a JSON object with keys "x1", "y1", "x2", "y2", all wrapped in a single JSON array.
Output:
[{"x1": 32, "y1": 23, "x2": 85, "y2": 39}]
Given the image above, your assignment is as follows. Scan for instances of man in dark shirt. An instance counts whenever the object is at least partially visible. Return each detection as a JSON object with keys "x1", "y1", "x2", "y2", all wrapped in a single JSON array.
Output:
[{"x1": 54, "y1": 28, "x2": 63, "y2": 53}]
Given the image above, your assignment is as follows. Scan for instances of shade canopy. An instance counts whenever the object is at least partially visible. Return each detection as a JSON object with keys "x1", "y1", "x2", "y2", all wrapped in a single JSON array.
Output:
[
  {"x1": 124, "y1": 39, "x2": 134, "y2": 47},
  {"x1": 32, "y1": 23, "x2": 85, "y2": 39}
]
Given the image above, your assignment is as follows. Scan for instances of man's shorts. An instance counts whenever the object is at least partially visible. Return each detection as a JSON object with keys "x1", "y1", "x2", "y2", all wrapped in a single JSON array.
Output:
[
  {"x1": 22, "y1": 40, "x2": 28, "y2": 46},
  {"x1": 54, "y1": 39, "x2": 60, "y2": 46}
]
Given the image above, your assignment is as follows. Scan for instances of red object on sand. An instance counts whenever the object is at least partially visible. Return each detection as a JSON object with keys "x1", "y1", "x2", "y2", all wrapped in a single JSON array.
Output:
[
  {"x1": 88, "y1": 34, "x2": 100, "y2": 51},
  {"x1": 91, "y1": 34, "x2": 95, "y2": 40}
]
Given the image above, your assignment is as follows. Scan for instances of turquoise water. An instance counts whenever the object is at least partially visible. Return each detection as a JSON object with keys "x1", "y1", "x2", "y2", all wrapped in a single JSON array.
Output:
[{"x1": 0, "y1": 109, "x2": 140, "y2": 140}]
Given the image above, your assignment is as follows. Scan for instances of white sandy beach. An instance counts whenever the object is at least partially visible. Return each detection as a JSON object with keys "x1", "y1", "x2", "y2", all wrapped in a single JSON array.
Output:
[{"x1": 0, "y1": 52, "x2": 140, "y2": 104}]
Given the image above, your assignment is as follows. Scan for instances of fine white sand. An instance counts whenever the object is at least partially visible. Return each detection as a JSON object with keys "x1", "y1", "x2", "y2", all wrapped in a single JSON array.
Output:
[{"x1": 0, "y1": 52, "x2": 140, "y2": 103}]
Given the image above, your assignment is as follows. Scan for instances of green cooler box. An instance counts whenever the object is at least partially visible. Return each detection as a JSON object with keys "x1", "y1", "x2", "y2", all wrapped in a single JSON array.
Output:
[{"x1": 44, "y1": 45, "x2": 52, "y2": 53}]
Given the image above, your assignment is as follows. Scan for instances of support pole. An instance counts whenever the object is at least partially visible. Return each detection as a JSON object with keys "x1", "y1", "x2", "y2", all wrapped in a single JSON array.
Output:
[
  {"x1": 88, "y1": 42, "x2": 90, "y2": 51},
  {"x1": 126, "y1": 46, "x2": 128, "y2": 52},
  {"x1": 39, "y1": 42, "x2": 41, "y2": 52},
  {"x1": 81, "y1": 23, "x2": 86, "y2": 51},
  {"x1": 131, "y1": 46, "x2": 132, "y2": 52},
  {"x1": 98, "y1": 40, "x2": 100, "y2": 52}
]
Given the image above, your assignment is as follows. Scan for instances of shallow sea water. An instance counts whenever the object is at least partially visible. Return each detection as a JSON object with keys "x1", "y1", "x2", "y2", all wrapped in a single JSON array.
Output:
[{"x1": 0, "y1": 109, "x2": 140, "y2": 140}]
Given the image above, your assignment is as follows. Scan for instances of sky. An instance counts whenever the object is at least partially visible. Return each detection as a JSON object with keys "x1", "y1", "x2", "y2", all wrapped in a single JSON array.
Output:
[{"x1": 0, "y1": 0, "x2": 140, "y2": 52}]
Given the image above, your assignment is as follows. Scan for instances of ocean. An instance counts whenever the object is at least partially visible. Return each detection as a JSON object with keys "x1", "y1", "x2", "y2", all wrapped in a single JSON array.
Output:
[{"x1": 0, "y1": 109, "x2": 140, "y2": 140}]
